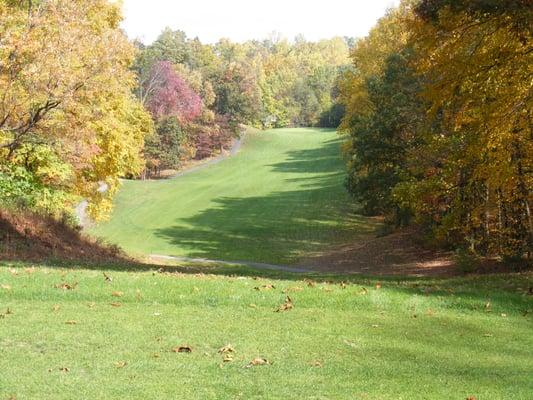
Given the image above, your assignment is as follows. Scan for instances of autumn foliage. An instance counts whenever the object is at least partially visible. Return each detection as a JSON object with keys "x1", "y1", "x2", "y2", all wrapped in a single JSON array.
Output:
[{"x1": 340, "y1": 0, "x2": 532, "y2": 261}]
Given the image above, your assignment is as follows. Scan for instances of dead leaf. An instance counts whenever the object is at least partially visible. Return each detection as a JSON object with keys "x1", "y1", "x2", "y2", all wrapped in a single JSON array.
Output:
[
  {"x1": 305, "y1": 279, "x2": 316, "y2": 288},
  {"x1": 55, "y1": 282, "x2": 78, "y2": 290},
  {"x1": 218, "y1": 344, "x2": 235, "y2": 354},
  {"x1": 483, "y1": 333, "x2": 493, "y2": 337},
  {"x1": 248, "y1": 303, "x2": 257, "y2": 308},
  {"x1": 114, "y1": 361, "x2": 127, "y2": 369},
  {"x1": 485, "y1": 302, "x2": 491, "y2": 310},
  {"x1": 500, "y1": 313, "x2": 507, "y2": 318},
  {"x1": 245, "y1": 357, "x2": 270, "y2": 367},
  {"x1": 283, "y1": 286, "x2": 303, "y2": 293},
  {"x1": 52, "y1": 305, "x2": 60, "y2": 312},
  {"x1": 103, "y1": 272, "x2": 113, "y2": 282},
  {"x1": 87, "y1": 302, "x2": 96, "y2": 308},
  {"x1": 466, "y1": 397, "x2": 477, "y2": 400},
  {"x1": 375, "y1": 283, "x2": 382, "y2": 289},
  {"x1": 59, "y1": 367, "x2": 70, "y2": 372},
  {"x1": 111, "y1": 291, "x2": 123, "y2": 297},
  {"x1": 310, "y1": 360, "x2": 323, "y2": 367},
  {"x1": 340, "y1": 282, "x2": 347, "y2": 289},
  {"x1": 254, "y1": 284, "x2": 275, "y2": 291},
  {"x1": 223, "y1": 354, "x2": 234, "y2": 362},
  {"x1": 110, "y1": 302, "x2": 122, "y2": 307},
  {"x1": 360, "y1": 288, "x2": 368, "y2": 295},
  {"x1": 65, "y1": 320, "x2": 77, "y2": 325},
  {"x1": 275, "y1": 296, "x2": 293, "y2": 312},
  {"x1": 192, "y1": 287, "x2": 200, "y2": 293},
  {"x1": 1, "y1": 284, "x2": 12, "y2": 290},
  {"x1": 9, "y1": 268, "x2": 18, "y2": 275},
  {"x1": 171, "y1": 345, "x2": 192, "y2": 353},
  {"x1": 371, "y1": 324, "x2": 379, "y2": 328}
]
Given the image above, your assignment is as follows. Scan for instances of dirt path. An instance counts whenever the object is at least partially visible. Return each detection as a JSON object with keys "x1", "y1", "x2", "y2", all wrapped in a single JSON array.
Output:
[
  {"x1": 149, "y1": 254, "x2": 314, "y2": 273},
  {"x1": 170, "y1": 133, "x2": 245, "y2": 179}
]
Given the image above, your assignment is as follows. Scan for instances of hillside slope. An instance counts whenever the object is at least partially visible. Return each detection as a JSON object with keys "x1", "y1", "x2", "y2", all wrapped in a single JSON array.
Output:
[{"x1": 90, "y1": 128, "x2": 376, "y2": 264}]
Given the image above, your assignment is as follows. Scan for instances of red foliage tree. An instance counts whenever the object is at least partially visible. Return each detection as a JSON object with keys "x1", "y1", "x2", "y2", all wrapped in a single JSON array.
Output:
[{"x1": 145, "y1": 61, "x2": 202, "y2": 122}]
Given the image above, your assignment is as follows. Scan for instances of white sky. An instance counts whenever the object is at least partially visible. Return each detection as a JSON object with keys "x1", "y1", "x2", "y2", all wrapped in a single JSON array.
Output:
[{"x1": 119, "y1": 0, "x2": 401, "y2": 44}]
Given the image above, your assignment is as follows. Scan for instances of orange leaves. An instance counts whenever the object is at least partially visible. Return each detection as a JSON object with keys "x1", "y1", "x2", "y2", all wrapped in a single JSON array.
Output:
[{"x1": 245, "y1": 357, "x2": 270, "y2": 368}]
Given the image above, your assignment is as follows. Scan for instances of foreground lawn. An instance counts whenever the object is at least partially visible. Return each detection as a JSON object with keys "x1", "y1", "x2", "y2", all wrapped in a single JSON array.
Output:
[
  {"x1": 90, "y1": 128, "x2": 376, "y2": 264},
  {"x1": 0, "y1": 262, "x2": 531, "y2": 399}
]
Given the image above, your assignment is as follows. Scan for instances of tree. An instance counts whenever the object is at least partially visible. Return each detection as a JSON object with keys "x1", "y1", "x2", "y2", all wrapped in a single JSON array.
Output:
[{"x1": 0, "y1": 0, "x2": 152, "y2": 220}]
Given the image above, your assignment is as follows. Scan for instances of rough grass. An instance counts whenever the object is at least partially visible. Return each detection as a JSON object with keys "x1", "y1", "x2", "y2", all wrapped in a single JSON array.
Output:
[
  {"x1": 0, "y1": 261, "x2": 532, "y2": 399},
  {"x1": 89, "y1": 128, "x2": 377, "y2": 264}
]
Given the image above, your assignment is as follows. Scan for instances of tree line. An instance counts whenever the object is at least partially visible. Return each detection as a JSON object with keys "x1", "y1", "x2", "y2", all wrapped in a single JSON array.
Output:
[
  {"x1": 339, "y1": 0, "x2": 532, "y2": 261},
  {"x1": 0, "y1": 0, "x2": 349, "y2": 220}
]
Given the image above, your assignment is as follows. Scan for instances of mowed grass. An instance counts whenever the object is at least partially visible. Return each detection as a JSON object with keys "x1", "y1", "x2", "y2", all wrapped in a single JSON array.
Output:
[
  {"x1": 0, "y1": 262, "x2": 532, "y2": 399},
  {"x1": 90, "y1": 128, "x2": 375, "y2": 264}
]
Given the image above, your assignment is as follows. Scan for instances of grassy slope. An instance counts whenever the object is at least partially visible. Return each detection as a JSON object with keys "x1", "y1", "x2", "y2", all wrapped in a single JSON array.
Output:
[
  {"x1": 90, "y1": 128, "x2": 376, "y2": 264},
  {"x1": 0, "y1": 262, "x2": 531, "y2": 399}
]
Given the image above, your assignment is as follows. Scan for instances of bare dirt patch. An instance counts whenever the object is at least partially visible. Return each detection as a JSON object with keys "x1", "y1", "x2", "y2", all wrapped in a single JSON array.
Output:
[{"x1": 297, "y1": 227, "x2": 455, "y2": 277}]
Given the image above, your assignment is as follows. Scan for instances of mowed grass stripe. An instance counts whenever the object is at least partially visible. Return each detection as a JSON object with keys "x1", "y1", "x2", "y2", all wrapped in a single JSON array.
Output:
[{"x1": 90, "y1": 128, "x2": 376, "y2": 264}]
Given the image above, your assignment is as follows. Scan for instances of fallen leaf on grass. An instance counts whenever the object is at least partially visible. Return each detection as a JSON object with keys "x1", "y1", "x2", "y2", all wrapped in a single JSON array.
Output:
[
  {"x1": 171, "y1": 345, "x2": 192, "y2": 353},
  {"x1": 283, "y1": 286, "x2": 303, "y2": 294},
  {"x1": 111, "y1": 291, "x2": 123, "y2": 297},
  {"x1": 218, "y1": 344, "x2": 235, "y2": 354},
  {"x1": 466, "y1": 397, "x2": 477, "y2": 400},
  {"x1": 9, "y1": 268, "x2": 18, "y2": 275},
  {"x1": 248, "y1": 304, "x2": 257, "y2": 309},
  {"x1": 244, "y1": 357, "x2": 270, "y2": 368},
  {"x1": 254, "y1": 284, "x2": 275, "y2": 291},
  {"x1": 110, "y1": 302, "x2": 122, "y2": 308},
  {"x1": 340, "y1": 282, "x2": 347, "y2": 289},
  {"x1": 310, "y1": 360, "x2": 323, "y2": 367},
  {"x1": 359, "y1": 288, "x2": 368, "y2": 295},
  {"x1": 87, "y1": 302, "x2": 96, "y2": 308},
  {"x1": 375, "y1": 283, "x2": 382, "y2": 290},
  {"x1": 275, "y1": 296, "x2": 293, "y2": 312},
  {"x1": 1, "y1": 284, "x2": 12, "y2": 290},
  {"x1": 55, "y1": 282, "x2": 78, "y2": 290},
  {"x1": 305, "y1": 279, "x2": 316, "y2": 288},
  {"x1": 103, "y1": 273, "x2": 113, "y2": 282},
  {"x1": 59, "y1": 367, "x2": 70, "y2": 372},
  {"x1": 483, "y1": 333, "x2": 493, "y2": 337},
  {"x1": 65, "y1": 320, "x2": 77, "y2": 325},
  {"x1": 223, "y1": 354, "x2": 234, "y2": 363},
  {"x1": 500, "y1": 313, "x2": 507, "y2": 318},
  {"x1": 114, "y1": 361, "x2": 127, "y2": 369},
  {"x1": 371, "y1": 324, "x2": 379, "y2": 328},
  {"x1": 52, "y1": 305, "x2": 60, "y2": 312}
]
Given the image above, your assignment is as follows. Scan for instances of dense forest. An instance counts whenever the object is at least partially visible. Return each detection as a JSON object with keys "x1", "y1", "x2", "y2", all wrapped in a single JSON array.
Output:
[{"x1": 339, "y1": 0, "x2": 532, "y2": 262}]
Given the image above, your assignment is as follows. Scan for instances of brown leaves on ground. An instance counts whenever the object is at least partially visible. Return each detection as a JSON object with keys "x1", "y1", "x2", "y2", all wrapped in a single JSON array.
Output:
[
  {"x1": 110, "y1": 302, "x2": 122, "y2": 308},
  {"x1": 304, "y1": 279, "x2": 316, "y2": 288},
  {"x1": 310, "y1": 360, "x2": 323, "y2": 367},
  {"x1": 218, "y1": 344, "x2": 235, "y2": 354},
  {"x1": 171, "y1": 345, "x2": 192, "y2": 353},
  {"x1": 103, "y1": 272, "x2": 113, "y2": 282},
  {"x1": 114, "y1": 361, "x2": 127, "y2": 368},
  {"x1": 244, "y1": 357, "x2": 270, "y2": 368},
  {"x1": 466, "y1": 397, "x2": 477, "y2": 400},
  {"x1": 1, "y1": 284, "x2": 12, "y2": 290},
  {"x1": 55, "y1": 282, "x2": 78, "y2": 290},
  {"x1": 254, "y1": 284, "x2": 275, "y2": 291},
  {"x1": 222, "y1": 354, "x2": 234, "y2": 363},
  {"x1": 283, "y1": 286, "x2": 303, "y2": 294},
  {"x1": 59, "y1": 367, "x2": 70, "y2": 372},
  {"x1": 111, "y1": 291, "x2": 124, "y2": 297},
  {"x1": 275, "y1": 296, "x2": 293, "y2": 312},
  {"x1": 0, "y1": 308, "x2": 13, "y2": 318},
  {"x1": 65, "y1": 320, "x2": 77, "y2": 325}
]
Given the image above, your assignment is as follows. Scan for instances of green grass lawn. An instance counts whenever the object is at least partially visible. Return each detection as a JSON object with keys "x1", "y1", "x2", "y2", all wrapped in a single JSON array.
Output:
[
  {"x1": 0, "y1": 261, "x2": 531, "y2": 399},
  {"x1": 89, "y1": 128, "x2": 376, "y2": 264}
]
